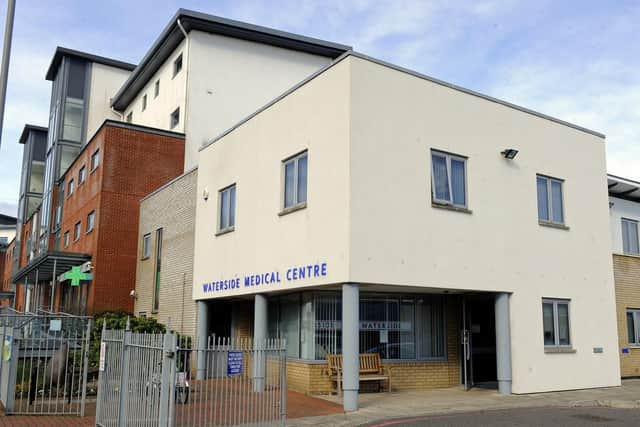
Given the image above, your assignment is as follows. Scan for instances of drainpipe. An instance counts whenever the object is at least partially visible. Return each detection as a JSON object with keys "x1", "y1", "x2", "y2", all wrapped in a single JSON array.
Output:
[
  {"x1": 0, "y1": 0, "x2": 16, "y2": 151},
  {"x1": 176, "y1": 18, "x2": 191, "y2": 162}
]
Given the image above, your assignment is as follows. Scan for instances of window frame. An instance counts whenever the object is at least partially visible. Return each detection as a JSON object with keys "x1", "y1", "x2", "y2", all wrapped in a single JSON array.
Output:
[
  {"x1": 627, "y1": 309, "x2": 640, "y2": 346},
  {"x1": 79, "y1": 165, "x2": 86, "y2": 185},
  {"x1": 73, "y1": 221, "x2": 81, "y2": 241},
  {"x1": 621, "y1": 218, "x2": 640, "y2": 256},
  {"x1": 142, "y1": 233, "x2": 151, "y2": 259},
  {"x1": 67, "y1": 179, "x2": 74, "y2": 197},
  {"x1": 142, "y1": 94, "x2": 147, "y2": 111},
  {"x1": 537, "y1": 174, "x2": 566, "y2": 226},
  {"x1": 86, "y1": 210, "x2": 95, "y2": 233},
  {"x1": 173, "y1": 54, "x2": 183, "y2": 78},
  {"x1": 281, "y1": 150, "x2": 308, "y2": 212},
  {"x1": 217, "y1": 184, "x2": 236, "y2": 234},
  {"x1": 542, "y1": 298, "x2": 572, "y2": 348},
  {"x1": 430, "y1": 150, "x2": 468, "y2": 209},
  {"x1": 90, "y1": 149, "x2": 100, "y2": 172},
  {"x1": 170, "y1": 107, "x2": 180, "y2": 129},
  {"x1": 154, "y1": 79, "x2": 160, "y2": 98},
  {"x1": 126, "y1": 112, "x2": 132, "y2": 123},
  {"x1": 63, "y1": 231, "x2": 69, "y2": 248}
]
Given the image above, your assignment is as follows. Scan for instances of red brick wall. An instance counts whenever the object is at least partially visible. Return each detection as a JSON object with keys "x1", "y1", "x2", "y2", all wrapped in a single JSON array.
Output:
[{"x1": 58, "y1": 124, "x2": 185, "y2": 315}]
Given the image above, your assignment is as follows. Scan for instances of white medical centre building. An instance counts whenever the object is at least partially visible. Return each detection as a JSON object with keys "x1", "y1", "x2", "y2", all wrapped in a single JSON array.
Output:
[{"x1": 191, "y1": 49, "x2": 621, "y2": 410}]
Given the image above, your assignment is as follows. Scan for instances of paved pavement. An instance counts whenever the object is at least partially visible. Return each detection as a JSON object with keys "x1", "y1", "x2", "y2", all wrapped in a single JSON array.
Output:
[
  {"x1": 289, "y1": 379, "x2": 640, "y2": 426},
  {"x1": 361, "y1": 407, "x2": 640, "y2": 427}
]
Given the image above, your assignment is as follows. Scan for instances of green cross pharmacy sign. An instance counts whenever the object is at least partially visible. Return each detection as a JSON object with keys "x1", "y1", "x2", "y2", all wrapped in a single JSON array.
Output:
[{"x1": 63, "y1": 266, "x2": 93, "y2": 287}]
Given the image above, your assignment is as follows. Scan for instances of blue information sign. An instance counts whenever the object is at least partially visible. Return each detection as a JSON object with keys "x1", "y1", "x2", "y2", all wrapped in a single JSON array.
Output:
[{"x1": 227, "y1": 351, "x2": 243, "y2": 376}]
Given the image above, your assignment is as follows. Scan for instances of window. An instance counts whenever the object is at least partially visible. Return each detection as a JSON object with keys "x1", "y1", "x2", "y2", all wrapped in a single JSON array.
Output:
[
  {"x1": 622, "y1": 218, "x2": 639, "y2": 255},
  {"x1": 142, "y1": 94, "x2": 147, "y2": 111},
  {"x1": 431, "y1": 150, "x2": 467, "y2": 208},
  {"x1": 126, "y1": 112, "x2": 132, "y2": 123},
  {"x1": 154, "y1": 80, "x2": 160, "y2": 98},
  {"x1": 67, "y1": 179, "x2": 74, "y2": 196},
  {"x1": 79, "y1": 165, "x2": 86, "y2": 184},
  {"x1": 627, "y1": 309, "x2": 640, "y2": 345},
  {"x1": 87, "y1": 211, "x2": 95, "y2": 233},
  {"x1": 282, "y1": 151, "x2": 308, "y2": 210},
  {"x1": 142, "y1": 233, "x2": 151, "y2": 259},
  {"x1": 170, "y1": 108, "x2": 180, "y2": 129},
  {"x1": 173, "y1": 54, "x2": 183, "y2": 77},
  {"x1": 218, "y1": 184, "x2": 236, "y2": 233},
  {"x1": 537, "y1": 175, "x2": 564, "y2": 224},
  {"x1": 74, "y1": 221, "x2": 81, "y2": 241},
  {"x1": 64, "y1": 231, "x2": 70, "y2": 248},
  {"x1": 268, "y1": 292, "x2": 446, "y2": 360},
  {"x1": 542, "y1": 298, "x2": 571, "y2": 347},
  {"x1": 91, "y1": 149, "x2": 100, "y2": 171},
  {"x1": 152, "y1": 228, "x2": 163, "y2": 312}
]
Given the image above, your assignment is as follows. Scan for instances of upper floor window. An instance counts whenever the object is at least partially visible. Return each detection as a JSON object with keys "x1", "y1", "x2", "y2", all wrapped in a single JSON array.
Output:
[
  {"x1": 126, "y1": 112, "x2": 132, "y2": 123},
  {"x1": 154, "y1": 80, "x2": 160, "y2": 98},
  {"x1": 79, "y1": 165, "x2": 86, "y2": 184},
  {"x1": 218, "y1": 184, "x2": 236, "y2": 233},
  {"x1": 542, "y1": 298, "x2": 571, "y2": 348},
  {"x1": 142, "y1": 94, "x2": 147, "y2": 111},
  {"x1": 67, "y1": 179, "x2": 74, "y2": 196},
  {"x1": 282, "y1": 151, "x2": 307, "y2": 211},
  {"x1": 74, "y1": 221, "x2": 81, "y2": 241},
  {"x1": 91, "y1": 149, "x2": 100, "y2": 171},
  {"x1": 622, "y1": 218, "x2": 639, "y2": 255},
  {"x1": 431, "y1": 150, "x2": 467, "y2": 208},
  {"x1": 64, "y1": 231, "x2": 70, "y2": 248},
  {"x1": 170, "y1": 107, "x2": 180, "y2": 129},
  {"x1": 173, "y1": 54, "x2": 183, "y2": 77},
  {"x1": 142, "y1": 233, "x2": 151, "y2": 259},
  {"x1": 537, "y1": 175, "x2": 564, "y2": 225},
  {"x1": 87, "y1": 211, "x2": 95, "y2": 233},
  {"x1": 627, "y1": 309, "x2": 640, "y2": 345}
]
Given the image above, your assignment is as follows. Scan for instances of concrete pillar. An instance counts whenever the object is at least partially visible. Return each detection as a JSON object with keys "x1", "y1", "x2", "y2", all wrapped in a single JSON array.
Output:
[
  {"x1": 495, "y1": 292, "x2": 512, "y2": 395},
  {"x1": 253, "y1": 294, "x2": 267, "y2": 392},
  {"x1": 196, "y1": 300, "x2": 209, "y2": 381},
  {"x1": 342, "y1": 283, "x2": 359, "y2": 411}
]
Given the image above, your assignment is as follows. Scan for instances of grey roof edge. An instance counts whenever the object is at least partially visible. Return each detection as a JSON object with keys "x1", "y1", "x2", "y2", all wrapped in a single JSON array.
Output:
[
  {"x1": 111, "y1": 8, "x2": 352, "y2": 111},
  {"x1": 18, "y1": 124, "x2": 48, "y2": 144},
  {"x1": 45, "y1": 46, "x2": 136, "y2": 81},
  {"x1": 349, "y1": 51, "x2": 605, "y2": 139},
  {"x1": 199, "y1": 50, "x2": 353, "y2": 152},
  {"x1": 200, "y1": 51, "x2": 604, "y2": 152},
  {"x1": 140, "y1": 166, "x2": 198, "y2": 203},
  {"x1": 608, "y1": 173, "x2": 640, "y2": 187}
]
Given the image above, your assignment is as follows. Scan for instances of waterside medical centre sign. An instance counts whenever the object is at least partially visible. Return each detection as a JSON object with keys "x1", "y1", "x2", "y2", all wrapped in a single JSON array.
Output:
[{"x1": 202, "y1": 262, "x2": 328, "y2": 294}]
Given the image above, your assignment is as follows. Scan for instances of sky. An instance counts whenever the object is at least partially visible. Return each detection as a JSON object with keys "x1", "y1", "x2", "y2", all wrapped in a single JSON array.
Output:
[{"x1": 0, "y1": 0, "x2": 638, "y2": 216}]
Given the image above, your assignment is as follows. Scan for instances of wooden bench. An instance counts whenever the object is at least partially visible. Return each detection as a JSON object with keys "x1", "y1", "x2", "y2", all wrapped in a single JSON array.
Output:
[{"x1": 325, "y1": 353, "x2": 391, "y2": 395}]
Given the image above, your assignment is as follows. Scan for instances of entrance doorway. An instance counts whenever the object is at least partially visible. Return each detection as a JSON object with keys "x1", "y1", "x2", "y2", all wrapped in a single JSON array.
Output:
[{"x1": 462, "y1": 295, "x2": 497, "y2": 389}]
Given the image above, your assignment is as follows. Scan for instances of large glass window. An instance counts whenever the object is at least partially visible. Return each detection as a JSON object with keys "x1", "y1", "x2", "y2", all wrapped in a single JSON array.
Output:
[
  {"x1": 622, "y1": 218, "x2": 640, "y2": 255},
  {"x1": 282, "y1": 151, "x2": 308, "y2": 210},
  {"x1": 542, "y1": 298, "x2": 571, "y2": 347},
  {"x1": 218, "y1": 184, "x2": 236, "y2": 233},
  {"x1": 60, "y1": 145, "x2": 81, "y2": 178},
  {"x1": 627, "y1": 309, "x2": 640, "y2": 345},
  {"x1": 268, "y1": 292, "x2": 447, "y2": 361},
  {"x1": 537, "y1": 175, "x2": 565, "y2": 225},
  {"x1": 29, "y1": 161, "x2": 45, "y2": 193},
  {"x1": 431, "y1": 150, "x2": 467, "y2": 208},
  {"x1": 62, "y1": 97, "x2": 84, "y2": 141}
]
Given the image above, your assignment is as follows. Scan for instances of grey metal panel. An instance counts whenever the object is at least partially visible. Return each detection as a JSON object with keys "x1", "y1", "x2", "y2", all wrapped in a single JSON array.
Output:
[
  {"x1": 111, "y1": 8, "x2": 352, "y2": 111},
  {"x1": 608, "y1": 174, "x2": 640, "y2": 203},
  {"x1": 45, "y1": 46, "x2": 135, "y2": 81},
  {"x1": 18, "y1": 124, "x2": 47, "y2": 145}
]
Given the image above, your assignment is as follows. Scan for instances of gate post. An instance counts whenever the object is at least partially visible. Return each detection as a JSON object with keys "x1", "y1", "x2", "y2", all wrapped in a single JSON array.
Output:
[
  {"x1": 80, "y1": 318, "x2": 92, "y2": 416},
  {"x1": 117, "y1": 319, "x2": 131, "y2": 427},
  {"x1": 159, "y1": 328, "x2": 177, "y2": 427}
]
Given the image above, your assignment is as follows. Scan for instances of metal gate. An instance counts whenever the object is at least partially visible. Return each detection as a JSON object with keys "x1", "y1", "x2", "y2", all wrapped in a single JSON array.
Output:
[
  {"x1": 0, "y1": 309, "x2": 92, "y2": 416},
  {"x1": 96, "y1": 323, "x2": 287, "y2": 427}
]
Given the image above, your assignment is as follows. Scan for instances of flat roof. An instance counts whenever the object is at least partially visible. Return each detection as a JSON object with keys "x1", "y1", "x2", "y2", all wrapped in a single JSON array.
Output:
[
  {"x1": 18, "y1": 124, "x2": 47, "y2": 145},
  {"x1": 45, "y1": 46, "x2": 136, "y2": 81},
  {"x1": 111, "y1": 8, "x2": 352, "y2": 111},
  {"x1": 608, "y1": 174, "x2": 640, "y2": 203}
]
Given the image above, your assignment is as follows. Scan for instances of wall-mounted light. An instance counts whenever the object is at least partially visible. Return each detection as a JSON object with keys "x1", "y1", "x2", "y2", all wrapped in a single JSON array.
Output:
[
  {"x1": 501, "y1": 148, "x2": 519, "y2": 159},
  {"x1": 203, "y1": 188, "x2": 209, "y2": 201}
]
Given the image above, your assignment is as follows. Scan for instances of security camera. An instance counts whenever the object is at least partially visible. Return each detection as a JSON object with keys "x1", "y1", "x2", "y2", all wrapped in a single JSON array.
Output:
[{"x1": 129, "y1": 290, "x2": 138, "y2": 299}]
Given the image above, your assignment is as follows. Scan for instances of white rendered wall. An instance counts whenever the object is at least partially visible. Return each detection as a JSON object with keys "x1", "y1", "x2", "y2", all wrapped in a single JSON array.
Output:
[
  {"x1": 0, "y1": 229, "x2": 15, "y2": 242},
  {"x1": 86, "y1": 63, "x2": 131, "y2": 142},
  {"x1": 609, "y1": 196, "x2": 640, "y2": 255}
]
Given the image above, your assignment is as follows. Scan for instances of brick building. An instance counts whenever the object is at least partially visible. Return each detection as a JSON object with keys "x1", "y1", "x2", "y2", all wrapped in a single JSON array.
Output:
[
  {"x1": 13, "y1": 121, "x2": 184, "y2": 315},
  {"x1": 608, "y1": 175, "x2": 640, "y2": 377}
]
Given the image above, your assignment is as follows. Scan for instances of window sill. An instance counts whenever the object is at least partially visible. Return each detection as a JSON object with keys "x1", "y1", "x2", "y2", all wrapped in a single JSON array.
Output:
[
  {"x1": 90, "y1": 167, "x2": 98, "y2": 175},
  {"x1": 278, "y1": 202, "x2": 307, "y2": 216},
  {"x1": 215, "y1": 227, "x2": 235, "y2": 237},
  {"x1": 544, "y1": 347, "x2": 576, "y2": 354},
  {"x1": 141, "y1": 256, "x2": 150, "y2": 261},
  {"x1": 431, "y1": 202, "x2": 472, "y2": 214},
  {"x1": 86, "y1": 229, "x2": 93, "y2": 235},
  {"x1": 539, "y1": 221, "x2": 570, "y2": 230}
]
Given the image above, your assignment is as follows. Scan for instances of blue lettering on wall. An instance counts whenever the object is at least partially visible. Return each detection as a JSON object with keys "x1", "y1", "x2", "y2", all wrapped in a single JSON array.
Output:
[{"x1": 203, "y1": 262, "x2": 328, "y2": 294}]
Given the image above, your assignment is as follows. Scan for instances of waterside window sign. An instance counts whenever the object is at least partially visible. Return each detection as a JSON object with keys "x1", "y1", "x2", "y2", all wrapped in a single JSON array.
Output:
[{"x1": 202, "y1": 262, "x2": 328, "y2": 294}]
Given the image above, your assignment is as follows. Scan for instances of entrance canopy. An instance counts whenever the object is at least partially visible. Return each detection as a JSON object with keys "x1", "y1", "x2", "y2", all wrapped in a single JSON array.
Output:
[{"x1": 12, "y1": 251, "x2": 91, "y2": 283}]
